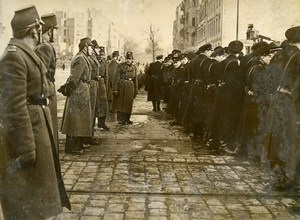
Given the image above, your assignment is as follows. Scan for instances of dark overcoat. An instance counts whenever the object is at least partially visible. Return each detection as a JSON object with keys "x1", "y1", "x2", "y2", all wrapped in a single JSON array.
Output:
[
  {"x1": 0, "y1": 38, "x2": 70, "y2": 219},
  {"x1": 112, "y1": 62, "x2": 138, "y2": 113},
  {"x1": 61, "y1": 51, "x2": 93, "y2": 137},
  {"x1": 263, "y1": 45, "x2": 300, "y2": 181},
  {"x1": 107, "y1": 59, "x2": 118, "y2": 102},
  {"x1": 97, "y1": 60, "x2": 109, "y2": 117},
  {"x1": 146, "y1": 61, "x2": 163, "y2": 101},
  {"x1": 35, "y1": 37, "x2": 58, "y2": 149}
]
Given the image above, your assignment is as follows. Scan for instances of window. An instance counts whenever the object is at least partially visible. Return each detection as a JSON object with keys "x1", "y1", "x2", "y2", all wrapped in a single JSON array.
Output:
[
  {"x1": 192, "y1": 17, "x2": 196, "y2": 26},
  {"x1": 64, "y1": 29, "x2": 67, "y2": 36}
]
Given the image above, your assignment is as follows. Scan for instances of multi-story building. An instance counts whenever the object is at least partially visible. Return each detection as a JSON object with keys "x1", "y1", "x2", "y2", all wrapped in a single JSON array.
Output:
[
  {"x1": 54, "y1": 9, "x2": 126, "y2": 62},
  {"x1": 173, "y1": 0, "x2": 299, "y2": 53},
  {"x1": 173, "y1": 4, "x2": 184, "y2": 50}
]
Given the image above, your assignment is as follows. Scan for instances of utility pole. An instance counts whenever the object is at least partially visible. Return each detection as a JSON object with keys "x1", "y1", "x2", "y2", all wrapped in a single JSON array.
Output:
[{"x1": 236, "y1": 0, "x2": 239, "y2": 40}]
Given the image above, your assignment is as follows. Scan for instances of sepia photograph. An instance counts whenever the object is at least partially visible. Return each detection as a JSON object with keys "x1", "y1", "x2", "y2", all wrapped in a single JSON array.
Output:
[{"x1": 0, "y1": 0, "x2": 300, "y2": 219}]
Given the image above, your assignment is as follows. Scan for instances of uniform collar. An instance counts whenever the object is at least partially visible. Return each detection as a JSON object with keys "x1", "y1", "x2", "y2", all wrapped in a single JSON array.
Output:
[{"x1": 9, "y1": 38, "x2": 47, "y2": 74}]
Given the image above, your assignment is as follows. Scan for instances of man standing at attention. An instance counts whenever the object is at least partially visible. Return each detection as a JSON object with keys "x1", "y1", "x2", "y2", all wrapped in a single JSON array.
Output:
[
  {"x1": 112, "y1": 51, "x2": 138, "y2": 125},
  {"x1": 0, "y1": 5, "x2": 70, "y2": 219}
]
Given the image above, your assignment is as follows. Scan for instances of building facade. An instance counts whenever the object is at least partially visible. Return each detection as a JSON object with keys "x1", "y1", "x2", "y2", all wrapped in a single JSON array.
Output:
[
  {"x1": 54, "y1": 9, "x2": 126, "y2": 63},
  {"x1": 173, "y1": 0, "x2": 299, "y2": 53}
]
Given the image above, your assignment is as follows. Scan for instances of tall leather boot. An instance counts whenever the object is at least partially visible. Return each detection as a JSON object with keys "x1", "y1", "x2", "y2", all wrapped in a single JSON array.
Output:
[
  {"x1": 98, "y1": 116, "x2": 110, "y2": 131},
  {"x1": 152, "y1": 101, "x2": 157, "y2": 112},
  {"x1": 156, "y1": 100, "x2": 161, "y2": 112}
]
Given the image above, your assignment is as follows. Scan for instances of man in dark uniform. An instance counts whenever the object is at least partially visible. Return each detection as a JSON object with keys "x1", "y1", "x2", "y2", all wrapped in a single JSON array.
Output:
[
  {"x1": 96, "y1": 45, "x2": 110, "y2": 130},
  {"x1": 161, "y1": 55, "x2": 174, "y2": 104},
  {"x1": 218, "y1": 40, "x2": 244, "y2": 151},
  {"x1": 184, "y1": 44, "x2": 213, "y2": 140},
  {"x1": 263, "y1": 26, "x2": 300, "y2": 190},
  {"x1": 34, "y1": 13, "x2": 59, "y2": 151},
  {"x1": 0, "y1": 5, "x2": 70, "y2": 219},
  {"x1": 108, "y1": 51, "x2": 119, "y2": 112},
  {"x1": 112, "y1": 51, "x2": 138, "y2": 124},
  {"x1": 146, "y1": 54, "x2": 164, "y2": 112},
  {"x1": 61, "y1": 37, "x2": 93, "y2": 154}
]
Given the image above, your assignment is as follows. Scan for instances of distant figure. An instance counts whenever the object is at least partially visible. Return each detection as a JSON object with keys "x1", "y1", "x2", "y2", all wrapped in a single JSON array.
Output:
[{"x1": 62, "y1": 62, "x2": 65, "y2": 70}]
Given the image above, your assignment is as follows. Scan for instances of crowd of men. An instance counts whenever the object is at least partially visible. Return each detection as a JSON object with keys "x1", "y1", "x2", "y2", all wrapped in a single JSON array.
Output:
[
  {"x1": 145, "y1": 29, "x2": 300, "y2": 191},
  {"x1": 0, "y1": 4, "x2": 141, "y2": 219}
]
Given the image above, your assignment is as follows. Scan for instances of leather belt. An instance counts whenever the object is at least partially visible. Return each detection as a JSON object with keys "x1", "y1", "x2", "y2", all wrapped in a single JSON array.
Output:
[
  {"x1": 122, "y1": 78, "x2": 133, "y2": 81},
  {"x1": 27, "y1": 96, "x2": 49, "y2": 106}
]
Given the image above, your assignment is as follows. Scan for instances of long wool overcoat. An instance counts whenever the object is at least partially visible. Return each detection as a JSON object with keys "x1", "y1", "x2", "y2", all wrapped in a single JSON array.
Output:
[
  {"x1": 0, "y1": 38, "x2": 70, "y2": 219},
  {"x1": 112, "y1": 62, "x2": 138, "y2": 113},
  {"x1": 61, "y1": 51, "x2": 93, "y2": 137}
]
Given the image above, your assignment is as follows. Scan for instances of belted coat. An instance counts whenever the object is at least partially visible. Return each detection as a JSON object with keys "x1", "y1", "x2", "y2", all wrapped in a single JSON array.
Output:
[
  {"x1": 0, "y1": 38, "x2": 70, "y2": 219},
  {"x1": 61, "y1": 51, "x2": 93, "y2": 137},
  {"x1": 112, "y1": 62, "x2": 138, "y2": 113}
]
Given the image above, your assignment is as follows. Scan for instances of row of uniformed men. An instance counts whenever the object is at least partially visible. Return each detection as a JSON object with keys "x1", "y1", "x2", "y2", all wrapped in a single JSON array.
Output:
[
  {"x1": 0, "y1": 4, "x2": 139, "y2": 219},
  {"x1": 146, "y1": 27, "x2": 300, "y2": 191}
]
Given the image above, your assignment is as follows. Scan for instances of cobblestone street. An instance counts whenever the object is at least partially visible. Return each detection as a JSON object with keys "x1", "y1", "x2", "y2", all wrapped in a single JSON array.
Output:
[{"x1": 55, "y1": 71, "x2": 300, "y2": 220}]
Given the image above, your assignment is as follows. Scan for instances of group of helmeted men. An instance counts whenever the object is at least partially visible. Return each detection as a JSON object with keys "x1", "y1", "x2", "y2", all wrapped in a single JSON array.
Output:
[{"x1": 146, "y1": 27, "x2": 300, "y2": 191}]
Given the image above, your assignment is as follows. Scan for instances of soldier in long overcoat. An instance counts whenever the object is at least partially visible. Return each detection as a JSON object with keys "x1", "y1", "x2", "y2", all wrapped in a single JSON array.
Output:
[
  {"x1": 96, "y1": 46, "x2": 110, "y2": 130},
  {"x1": 61, "y1": 37, "x2": 93, "y2": 154},
  {"x1": 108, "y1": 51, "x2": 119, "y2": 112},
  {"x1": 34, "y1": 13, "x2": 59, "y2": 151},
  {"x1": 0, "y1": 5, "x2": 70, "y2": 219},
  {"x1": 184, "y1": 44, "x2": 213, "y2": 140},
  {"x1": 112, "y1": 51, "x2": 138, "y2": 124},
  {"x1": 217, "y1": 41, "x2": 244, "y2": 150},
  {"x1": 263, "y1": 26, "x2": 300, "y2": 190}
]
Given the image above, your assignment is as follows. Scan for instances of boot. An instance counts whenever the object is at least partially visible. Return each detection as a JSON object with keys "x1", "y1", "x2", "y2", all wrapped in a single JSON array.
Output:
[
  {"x1": 98, "y1": 117, "x2": 110, "y2": 131},
  {"x1": 152, "y1": 101, "x2": 157, "y2": 112},
  {"x1": 156, "y1": 100, "x2": 161, "y2": 112}
]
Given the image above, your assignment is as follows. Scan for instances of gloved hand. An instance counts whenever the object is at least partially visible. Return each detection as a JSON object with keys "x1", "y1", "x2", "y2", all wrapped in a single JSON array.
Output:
[
  {"x1": 16, "y1": 149, "x2": 36, "y2": 167},
  {"x1": 113, "y1": 91, "x2": 118, "y2": 96}
]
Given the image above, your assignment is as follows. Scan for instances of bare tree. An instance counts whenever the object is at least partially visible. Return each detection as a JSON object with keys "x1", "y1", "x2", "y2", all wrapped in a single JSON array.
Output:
[
  {"x1": 144, "y1": 24, "x2": 162, "y2": 62},
  {"x1": 123, "y1": 38, "x2": 139, "y2": 56}
]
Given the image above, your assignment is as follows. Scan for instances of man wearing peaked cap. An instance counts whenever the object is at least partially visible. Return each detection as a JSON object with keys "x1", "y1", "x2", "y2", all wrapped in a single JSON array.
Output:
[
  {"x1": 261, "y1": 25, "x2": 300, "y2": 191},
  {"x1": 0, "y1": 4, "x2": 70, "y2": 219},
  {"x1": 91, "y1": 39, "x2": 100, "y2": 48},
  {"x1": 172, "y1": 49, "x2": 181, "y2": 55},
  {"x1": 195, "y1": 43, "x2": 212, "y2": 55},
  {"x1": 41, "y1": 13, "x2": 58, "y2": 36},
  {"x1": 146, "y1": 53, "x2": 164, "y2": 112},
  {"x1": 35, "y1": 11, "x2": 63, "y2": 183},
  {"x1": 108, "y1": 51, "x2": 120, "y2": 112},
  {"x1": 112, "y1": 51, "x2": 138, "y2": 125},
  {"x1": 156, "y1": 54, "x2": 163, "y2": 60},
  {"x1": 93, "y1": 43, "x2": 111, "y2": 132},
  {"x1": 228, "y1": 40, "x2": 243, "y2": 54},
  {"x1": 79, "y1": 37, "x2": 93, "y2": 51},
  {"x1": 217, "y1": 40, "x2": 244, "y2": 150},
  {"x1": 285, "y1": 26, "x2": 300, "y2": 43}
]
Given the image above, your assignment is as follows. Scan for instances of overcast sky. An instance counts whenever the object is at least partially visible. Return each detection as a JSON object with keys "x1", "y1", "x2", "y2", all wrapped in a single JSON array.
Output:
[{"x1": 1, "y1": 0, "x2": 183, "y2": 53}]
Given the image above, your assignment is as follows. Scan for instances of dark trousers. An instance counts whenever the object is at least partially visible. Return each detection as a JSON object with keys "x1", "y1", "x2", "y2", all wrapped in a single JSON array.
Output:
[{"x1": 117, "y1": 111, "x2": 131, "y2": 122}]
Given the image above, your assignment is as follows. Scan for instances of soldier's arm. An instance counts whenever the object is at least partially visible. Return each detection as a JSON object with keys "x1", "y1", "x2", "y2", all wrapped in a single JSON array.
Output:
[
  {"x1": 0, "y1": 51, "x2": 36, "y2": 157},
  {"x1": 134, "y1": 66, "x2": 138, "y2": 97}
]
